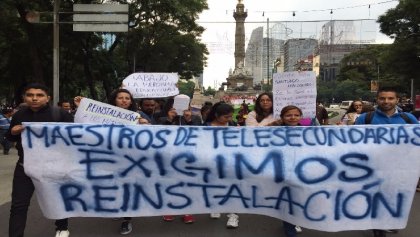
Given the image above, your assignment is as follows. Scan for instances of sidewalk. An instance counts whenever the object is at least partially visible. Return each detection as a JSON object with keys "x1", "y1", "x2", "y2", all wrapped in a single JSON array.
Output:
[
  {"x1": 0, "y1": 150, "x2": 419, "y2": 237},
  {"x1": 0, "y1": 149, "x2": 17, "y2": 205}
]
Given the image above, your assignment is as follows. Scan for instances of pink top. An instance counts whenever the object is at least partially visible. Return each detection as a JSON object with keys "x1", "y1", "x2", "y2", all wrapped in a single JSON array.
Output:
[{"x1": 299, "y1": 118, "x2": 312, "y2": 126}]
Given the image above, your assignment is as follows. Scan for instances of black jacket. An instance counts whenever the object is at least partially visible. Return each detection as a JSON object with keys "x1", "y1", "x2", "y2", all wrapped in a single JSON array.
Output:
[
  {"x1": 6, "y1": 105, "x2": 73, "y2": 164},
  {"x1": 158, "y1": 115, "x2": 203, "y2": 126}
]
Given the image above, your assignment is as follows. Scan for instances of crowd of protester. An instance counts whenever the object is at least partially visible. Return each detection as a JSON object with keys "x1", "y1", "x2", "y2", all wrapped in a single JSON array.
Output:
[{"x1": 1, "y1": 84, "x2": 420, "y2": 237}]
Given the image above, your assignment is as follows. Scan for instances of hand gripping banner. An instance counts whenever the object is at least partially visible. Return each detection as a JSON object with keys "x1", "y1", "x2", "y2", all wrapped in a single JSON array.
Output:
[{"x1": 22, "y1": 123, "x2": 420, "y2": 231}]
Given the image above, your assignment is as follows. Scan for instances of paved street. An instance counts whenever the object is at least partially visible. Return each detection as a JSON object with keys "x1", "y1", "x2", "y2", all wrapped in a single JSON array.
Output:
[{"x1": 1, "y1": 150, "x2": 419, "y2": 237}]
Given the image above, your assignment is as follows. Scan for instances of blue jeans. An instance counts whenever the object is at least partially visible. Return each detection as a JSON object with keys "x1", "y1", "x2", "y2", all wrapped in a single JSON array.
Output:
[{"x1": 0, "y1": 129, "x2": 11, "y2": 153}]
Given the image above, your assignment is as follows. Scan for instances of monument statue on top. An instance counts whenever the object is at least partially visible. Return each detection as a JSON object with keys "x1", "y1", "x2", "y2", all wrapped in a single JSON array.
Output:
[{"x1": 226, "y1": 0, "x2": 253, "y2": 91}]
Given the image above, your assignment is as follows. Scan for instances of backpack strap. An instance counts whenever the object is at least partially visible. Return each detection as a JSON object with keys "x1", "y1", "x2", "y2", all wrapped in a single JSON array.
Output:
[
  {"x1": 364, "y1": 110, "x2": 413, "y2": 124},
  {"x1": 400, "y1": 112, "x2": 413, "y2": 124}
]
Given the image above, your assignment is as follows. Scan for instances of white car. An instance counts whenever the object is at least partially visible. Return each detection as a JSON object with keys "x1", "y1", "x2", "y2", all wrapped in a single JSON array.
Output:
[
  {"x1": 339, "y1": 100, "x2": 353, "y2": 110},
  {"x1": 329, "y1": 104, "x2": 340, "y2": 109}
]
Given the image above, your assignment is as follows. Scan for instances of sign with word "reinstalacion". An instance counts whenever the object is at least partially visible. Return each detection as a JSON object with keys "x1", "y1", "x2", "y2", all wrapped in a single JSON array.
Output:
[{"x1": 22, "y1": 124, "x2": 420, "y2": 232}]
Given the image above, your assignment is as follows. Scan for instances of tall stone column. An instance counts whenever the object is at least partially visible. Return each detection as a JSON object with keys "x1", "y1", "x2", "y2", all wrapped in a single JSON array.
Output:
[
  {"x1": 226, "y1": 0, "x2": 253, "y2": 92},
  {"x1": 233, "y1": 0, "x2": 247, "y2": 69}
]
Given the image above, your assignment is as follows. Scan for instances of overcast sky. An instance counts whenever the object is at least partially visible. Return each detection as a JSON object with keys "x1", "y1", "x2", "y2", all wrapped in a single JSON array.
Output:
[{"x1": 198, "y1": 0, "x2": 399, "y2": 88}]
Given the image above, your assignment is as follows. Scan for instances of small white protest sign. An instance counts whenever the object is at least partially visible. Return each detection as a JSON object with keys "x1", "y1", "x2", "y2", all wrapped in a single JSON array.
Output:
[
  {"x1": 74, "y1": 98, "x2": 140, "y2": 125},
  {"x1": 122, "y1": 73, "x2": 179, "y2": 98},
  {"x1": 173, "y1": 94, "x2": 190, "y2": 114},
  {"x1": 273, "y1": 71, "x2": 317, "y2": 118}
]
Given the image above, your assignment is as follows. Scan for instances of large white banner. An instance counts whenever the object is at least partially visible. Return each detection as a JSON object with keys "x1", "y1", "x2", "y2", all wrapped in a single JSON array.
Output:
[
  {"x1": 122, "y1": 72, "x2": 179, "y2": 98},
  {"x1": 74, "y1": 98, "x2": 141, "y2": 125},
  {"x1": 22, "y1": 124, "x2": 420, "y2": 232},
  {"x1": 273, "y1": 71, "x2": 317, "y2": 118}
]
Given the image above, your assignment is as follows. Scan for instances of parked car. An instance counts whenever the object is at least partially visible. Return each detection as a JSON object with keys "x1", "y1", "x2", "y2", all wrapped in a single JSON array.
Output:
[
  {"x1": 329, "y1": 104, "x2": 340, "y2": 109},
  {"x1": 339, "y1": 100, "x2": 353, "y2": 110}
]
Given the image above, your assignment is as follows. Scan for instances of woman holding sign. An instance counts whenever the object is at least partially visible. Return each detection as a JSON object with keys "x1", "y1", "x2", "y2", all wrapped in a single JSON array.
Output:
[
  {"x1": 245, "y1": 93, "x2": 281, "y2": 126},
  {"x1": 159, "y1": 98, "x2": 199, "y2": 224},
  {"x1": 279, "y1": 105, "x2": 303, "y2": 126},
  {"x1": 247, "y1": 105, "x2": 302, "y2": 237},
  {"x1": 108, "y1": 89, "x2": 147, "y2": 234},
  {"x1": 75, "y1": 89, "x2": 147, "y2": 234},
  {"x1": 108, "y1": 88, "x2": 138, "y2": 112},
  {"x1": 204, "y1": 102, "x2": 236, "y2": 127},
  {"x1": 277, "y1": 105, "x2": 304, "y2": 237},
  {"x1": 204, "y1": 102, "x2": 240, "y2": 228}
]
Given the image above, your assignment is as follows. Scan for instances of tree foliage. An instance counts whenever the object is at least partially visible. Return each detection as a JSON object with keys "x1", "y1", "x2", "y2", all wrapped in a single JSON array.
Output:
[
  {"x1": 319, "y1": 0, "x2": 420, "y2": 102},
  {"x1": 377, "y1": 0, "x2": 420, "y2": 94},
  {"x1": 338, "y1": 45, "x2": 386, "y2": 82},
  {"x1": 317, "y1": 79, "x2": 375, "y2": 104},
  {"x1": 203, "y1": 86, "x2": 216, "y2": 96},
  {"x1": 177, "y1": 80, "x2": 195, "y2": 98},
  {"x1": 318, "y1": 49, "x2": 414, "y2": 103},
  {"x1": 0, "y1": 0, "x2": 208, "y2": 105}
]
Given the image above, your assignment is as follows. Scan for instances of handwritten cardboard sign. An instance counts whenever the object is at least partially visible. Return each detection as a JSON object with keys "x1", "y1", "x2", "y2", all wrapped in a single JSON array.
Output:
[
  {"x1": 74, "y1": 98, "x2": 140, "y2": 125},
  {"x1": 22, "y1": 124, "x2": 420, "y2": 231},
  {"x1": 273, "y1": 71, "x2": 317, "y2": 118},
  {"x1": 122, "y1": 73, "x2": 179, "y2": 98}
]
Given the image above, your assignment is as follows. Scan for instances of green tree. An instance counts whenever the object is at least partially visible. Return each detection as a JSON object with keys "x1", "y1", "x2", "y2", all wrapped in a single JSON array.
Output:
[
  {"x1": 0, "y1": 0, "x2": 209, "y2": 104},
  {"x1": 317, "y1": 79, "x2": 337, "y2": 103},
  {"x1": 317, "y1": 78, "x2": 374, "y2": 102},
  {"x1": 203, "y1": 86, "x2": 216, "y2": 96},
  {"x1": 377, "y1": 0, "x2": 420, "y2": 93},
  {"x1": 262, "y1": 83, "x2": 272, "y2": 92},
  {"x1": 0, "y1": 1, "x2": 54, "y2": 104},
  {"x1": 177, "y1": 80, "x2": 195, "y2": 98},
  {"x1": 334, "y1": 80, "x2": 372, "y2": 102},
  {"x1": 75, "y1": 0, "x2": 209, "y2": 100},
  {"x1": 338, "y1": 45, "x2": 387, "y2": 82},
  {"x1": 337, "y1": 45, "x2": 408, "y2": 97},
  {"x1": 119, "y1": 0, "x2": 208, "y2": 80}
]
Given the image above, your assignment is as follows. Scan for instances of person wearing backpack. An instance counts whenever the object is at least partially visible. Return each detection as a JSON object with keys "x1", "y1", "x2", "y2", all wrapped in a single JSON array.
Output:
[
  {"x1": 355, "y1": 87, "x2": 418, "y2": 125},
  {"x1": 355, "y1": 87, "x2": 418, "y2": 237}
]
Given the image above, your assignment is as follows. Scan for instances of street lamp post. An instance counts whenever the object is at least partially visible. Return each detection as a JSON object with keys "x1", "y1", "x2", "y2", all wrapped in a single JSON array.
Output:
[
  {"x1": 266, "y1": 18, "x2": 270, "y2": 85},
  {"x1": 53, "y1": 0, "x2": 60, "y2": 106},
  {"x1": 28, "y1": 2, "x2": 128, "y2": 105}
]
